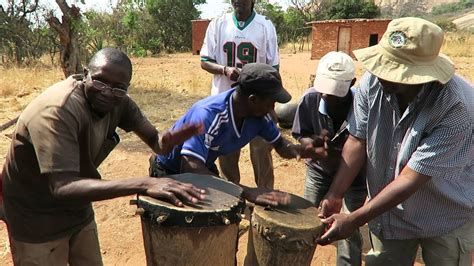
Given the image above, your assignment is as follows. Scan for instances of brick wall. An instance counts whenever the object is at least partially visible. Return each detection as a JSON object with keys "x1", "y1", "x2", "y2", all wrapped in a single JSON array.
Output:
[
  {"x1": 192, "y1": 19, "x2": 211, "y2": 55},
  {"x1": 311, "y1": 19, "x2": 391, "y2": 59}
]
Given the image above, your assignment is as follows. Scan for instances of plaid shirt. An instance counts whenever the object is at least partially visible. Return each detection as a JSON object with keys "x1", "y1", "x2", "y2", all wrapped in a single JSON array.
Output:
[{"x1": 349, "y1": 72, "x2": 474, "y2": 239}]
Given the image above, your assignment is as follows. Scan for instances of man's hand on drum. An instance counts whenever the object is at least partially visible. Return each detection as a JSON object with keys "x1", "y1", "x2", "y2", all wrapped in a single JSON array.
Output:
[
  {"x1": 316, "y1": 213, "x2": 358, "y2": 246},
  {"x1": 241, "y1": 185, "x2": 290, "y2": 207},
  {"x1": 145, "y1": 177, "x2": 206, "y2": 207}
]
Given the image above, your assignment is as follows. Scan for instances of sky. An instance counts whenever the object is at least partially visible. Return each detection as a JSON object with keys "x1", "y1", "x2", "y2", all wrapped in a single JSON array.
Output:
[{"x1": 0, "y1": 0, "x2": 290, "y2": 19}]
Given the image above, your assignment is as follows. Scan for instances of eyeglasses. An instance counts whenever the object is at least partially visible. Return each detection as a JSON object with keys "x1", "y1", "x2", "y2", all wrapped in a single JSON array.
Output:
[{"x1": 88, "y1": 75, "x2": 128, "y2": 98}]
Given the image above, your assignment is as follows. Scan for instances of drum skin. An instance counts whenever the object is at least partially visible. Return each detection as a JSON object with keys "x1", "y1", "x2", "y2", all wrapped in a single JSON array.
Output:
[
  {"x1": 136, "y1": 173, "x2": 244, "y2": 266},
  {"x1": 245, "y1": 193, "x2": 325, "y2": 266}
]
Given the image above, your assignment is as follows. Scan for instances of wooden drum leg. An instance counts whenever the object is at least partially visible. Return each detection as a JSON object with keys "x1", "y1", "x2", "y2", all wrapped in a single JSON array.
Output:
[{"x1": 141, "y1": 218, "x2": 238, "y2": 266}]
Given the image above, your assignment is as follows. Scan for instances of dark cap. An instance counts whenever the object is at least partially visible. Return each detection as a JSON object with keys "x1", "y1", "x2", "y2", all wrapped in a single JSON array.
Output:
[{"x1": 235, "y1": 63, "x2": 291, "y2": 103}]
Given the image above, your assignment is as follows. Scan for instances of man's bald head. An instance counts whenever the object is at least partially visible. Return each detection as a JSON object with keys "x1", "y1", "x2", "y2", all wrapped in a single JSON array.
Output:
[{"x1": 88, "y1": 48, "x2": 133, "y2": 81}]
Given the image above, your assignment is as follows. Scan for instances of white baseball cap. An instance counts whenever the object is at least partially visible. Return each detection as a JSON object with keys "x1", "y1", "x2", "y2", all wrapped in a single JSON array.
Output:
[{"x1": 314, "y1": 51, "x2": 355, "y2": 97}]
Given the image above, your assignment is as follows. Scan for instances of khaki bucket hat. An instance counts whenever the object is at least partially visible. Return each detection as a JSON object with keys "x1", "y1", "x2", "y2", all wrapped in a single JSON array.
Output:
[{"x1": 353, "y1": 17, "x2": 455, "y2": 84}]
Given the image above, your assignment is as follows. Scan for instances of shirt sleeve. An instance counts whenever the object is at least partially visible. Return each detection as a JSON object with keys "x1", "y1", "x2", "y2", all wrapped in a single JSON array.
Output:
[
  {"x1": 258, "y1": 114, "x2": 281, "y2": 144},
  {"x1": 200, "y1": 18, "x2": 217, "y2": 62},
  {"x1": 118, "y1": 96, "x2": 146, "y2": 132},
  {"x1": 292, "y1": 93, "x2": 315, "y2": 141},
  {"x1": 348, "y1": 72, "x2": 370, "y2": 139},
  {"x1": 27, "y1": 107, "x2": 80, "y2": 174},
  {"x1": 407, "y1": 103, "x2": 473, "y2": 181},
  {"x1": 265, "y1": 19, "x2": 280, "y2": 68},
  {"x1": 180, "y1": 109, "x2": 214, "y2": 163}
]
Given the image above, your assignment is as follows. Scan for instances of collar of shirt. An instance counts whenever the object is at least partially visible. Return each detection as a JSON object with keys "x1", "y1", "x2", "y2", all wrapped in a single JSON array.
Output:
[
  {"x1": 232, "y1": 10, "x2": 256, "y2": 30},
  {"x1": 382, "y1": 82, "x2": 433, "y2": 122}
]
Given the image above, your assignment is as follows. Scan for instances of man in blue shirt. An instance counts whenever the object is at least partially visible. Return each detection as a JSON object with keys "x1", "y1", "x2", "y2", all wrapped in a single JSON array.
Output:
[{"x1": 150, "y1": 63, "x2": 328, "y2": 205}]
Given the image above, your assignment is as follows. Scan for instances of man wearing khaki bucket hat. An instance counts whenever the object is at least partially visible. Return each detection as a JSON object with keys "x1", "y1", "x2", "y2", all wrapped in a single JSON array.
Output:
[{"x1": 316, "y1": 17, "x2": 474, "y2": 265}]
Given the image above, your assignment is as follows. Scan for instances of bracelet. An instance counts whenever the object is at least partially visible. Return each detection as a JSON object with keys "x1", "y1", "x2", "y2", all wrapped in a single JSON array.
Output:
[{"x1": 223, "y1": 66, "x2": 227, "y2": 76}]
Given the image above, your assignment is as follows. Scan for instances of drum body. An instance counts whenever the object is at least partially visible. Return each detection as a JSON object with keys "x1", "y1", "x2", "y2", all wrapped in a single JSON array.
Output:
[
  {"x1": 136, "y1": 173, "x2": 245, "y2": 266},
  {"x1": 245, "y1": 193, "x2": 324, "y2": 266}
]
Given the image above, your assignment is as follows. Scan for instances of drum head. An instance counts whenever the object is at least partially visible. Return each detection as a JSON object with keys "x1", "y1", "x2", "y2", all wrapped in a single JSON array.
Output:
[
  {"x1": 254, "y1": 193, "x2": 321, "y2": 230},
  {"x1": 137, "y1": 173, "x2": 244, "y2": 227}
]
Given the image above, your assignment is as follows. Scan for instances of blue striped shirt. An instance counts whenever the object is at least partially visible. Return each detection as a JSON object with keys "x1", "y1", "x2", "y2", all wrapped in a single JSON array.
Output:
[
  {"x1": 349, "y1": 72, "x2": 474, "y2": 239},
  {"x1": 157, "y1": 89, "x2": 281, "y2": 174}
]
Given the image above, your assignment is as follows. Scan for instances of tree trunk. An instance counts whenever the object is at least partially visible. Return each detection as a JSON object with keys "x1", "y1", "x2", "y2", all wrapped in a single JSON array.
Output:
[{"x1": 46, "y1": 0, "x2": 83, "y2": 78}]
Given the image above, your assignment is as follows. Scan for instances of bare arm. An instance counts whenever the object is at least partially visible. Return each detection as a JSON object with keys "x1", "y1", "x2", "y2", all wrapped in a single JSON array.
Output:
[
  {"x1": 273, "y1": 136, "x2": 328, "y2": 160},
  {"x1": 319, "y1": 135, "x2": 367, "y2": 217},
  {"x1": 317, "y1": 166, "x2": 430, "y2": 245},
  {"x1": 273, "y1": 137, "x2": 300, "y2": 159},
  {"x1": 48, "y1": 172, "x2": 205, "y2": 207},
  {"x1": 133, "y1": 119, "x2": 203, "y2": 155},
  {"x1": 201, "y1": 61, "x2": 240, "y2": 81},
  {"x1": 352, "y1": 167, "x2": 430, "y2": 226},
  {"x1": 180, "y1": 155, "x2": 217, "y2": 176}
]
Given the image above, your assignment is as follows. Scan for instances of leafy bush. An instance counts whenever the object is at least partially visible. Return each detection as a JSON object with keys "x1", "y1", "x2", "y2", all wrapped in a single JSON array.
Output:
[{"x1": 432, "y1": 0, "x2": 474, "y2": 15}]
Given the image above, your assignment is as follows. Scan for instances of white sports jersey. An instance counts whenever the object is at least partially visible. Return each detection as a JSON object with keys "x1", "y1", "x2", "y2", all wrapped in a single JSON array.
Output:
[{"x1": 200, "y1": 11, "x2": 280, "y2": 95}]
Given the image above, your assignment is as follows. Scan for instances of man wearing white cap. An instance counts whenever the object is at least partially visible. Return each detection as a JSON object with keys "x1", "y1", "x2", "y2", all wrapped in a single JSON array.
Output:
[
  {"x1": 292, "y1": 51, "x2": 367, "y2": 266},
  {"x1": 317, "y1": 17, "x2": 474, "y2": 265}
]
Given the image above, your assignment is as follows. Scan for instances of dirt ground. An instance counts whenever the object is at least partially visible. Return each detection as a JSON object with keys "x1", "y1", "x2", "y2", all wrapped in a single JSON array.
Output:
[{"x1": 1, "y1": 48, "x2": 469, "y2": 265}]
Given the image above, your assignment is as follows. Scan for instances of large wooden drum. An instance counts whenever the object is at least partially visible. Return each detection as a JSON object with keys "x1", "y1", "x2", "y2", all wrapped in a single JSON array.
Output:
[
  {"x1": 245, "y1": 193, "x2": 325, "y2": 266},
  {"x1": 135, "y1": 173, "x2": 245, "y2": 266}
]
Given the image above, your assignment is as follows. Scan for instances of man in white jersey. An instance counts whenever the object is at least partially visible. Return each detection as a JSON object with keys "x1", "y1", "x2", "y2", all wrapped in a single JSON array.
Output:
[{"x1": 200, "y1": 0, "x2": 279, "y2": 189}]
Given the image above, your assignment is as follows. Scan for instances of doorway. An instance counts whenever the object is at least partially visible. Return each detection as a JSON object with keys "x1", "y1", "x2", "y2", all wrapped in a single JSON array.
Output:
[
  {"x1": 337, "y1": 27, "x2": 351, "y2": 54},
  {"x1": 369, "y1": 34, "x2": 379, "y2": 46}
]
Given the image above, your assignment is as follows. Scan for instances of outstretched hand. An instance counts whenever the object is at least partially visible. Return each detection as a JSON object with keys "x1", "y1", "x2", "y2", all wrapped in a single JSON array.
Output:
[
  {"x1": 145, "y1": 177, "x2": 206, "y2": 207},
  {"x1": 159, "y1": 122, "x2": 204, "y2": 154},
  {"x1": 242, "y1": 186, "x2": 291, "y2": 207}
]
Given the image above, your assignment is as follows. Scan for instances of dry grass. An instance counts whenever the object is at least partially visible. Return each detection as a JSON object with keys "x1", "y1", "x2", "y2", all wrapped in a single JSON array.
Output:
[
  {"x1": 0, "y1": 65, "x2": 62, "y2": 97},
  {"x1": 442, "y1": 31, "x2": 474, "y2": 58},
  {"x1": 441, "y1": 31, "x2": 474, "y2": 81}
]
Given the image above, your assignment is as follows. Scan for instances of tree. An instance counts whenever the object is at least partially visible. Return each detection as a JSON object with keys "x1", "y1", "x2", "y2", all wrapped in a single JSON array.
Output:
[
  {"x1": 255, "y1": 2, "x2": 286, "y2": 44},
  {"x1": 319, "y1": 0, "x2": 380, "y2": 20},
  {"x1": 432, "y1": 0, "x2": 474, "y2": 15},
  {"x1": 283, "y1": 7, "x2": 311, "y2": 51},
  {"x1": 289, "y1": 0, "x2": 322, "y2": 22},
  {"x1": 0, "y1": 0, "x2": 41, "y2": 65},
  {"x1": 145, "y1": 0, "x2": 205, "y2": 53},
  {"x1": 46, "y1": 0, "x2": 83, "y2": 77}
]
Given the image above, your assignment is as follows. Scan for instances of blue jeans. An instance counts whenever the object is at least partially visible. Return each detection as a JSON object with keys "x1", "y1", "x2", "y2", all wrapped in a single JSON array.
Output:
[{"x1": 304, "y1": 165, "x2": 367, "y2": 266}]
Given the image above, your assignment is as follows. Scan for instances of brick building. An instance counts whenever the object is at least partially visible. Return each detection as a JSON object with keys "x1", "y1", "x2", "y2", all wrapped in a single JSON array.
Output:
[
  {"x1": 309, "y1": 19, "x2": 391, "y2": 59},
  {"x1": 191, "y1": 19, "x2": 211, "y2": 55}
]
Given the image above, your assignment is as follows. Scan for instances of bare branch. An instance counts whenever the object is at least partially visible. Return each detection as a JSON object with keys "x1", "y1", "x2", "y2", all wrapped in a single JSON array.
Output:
[{"x1": 46, "y1": 16, "x2": 70, "y2": 43}]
